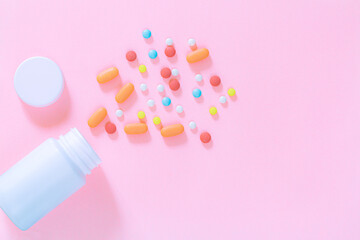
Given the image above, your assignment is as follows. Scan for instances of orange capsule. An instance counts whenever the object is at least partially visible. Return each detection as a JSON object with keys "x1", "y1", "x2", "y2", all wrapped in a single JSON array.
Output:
[
  {"x1": 161, "y1": 124, "x2": 184, "y2": 137},
  {"x1": 97, "y1": 67, "x2": 119, "y2": 84},
  {"x1": 186, "y1": 48, "x2": 209, "y2": 63},
  {"x1": 115, "y1": 83, "x2": 134, "y2": 103},
  {"x1": 124, "y1": 123, "x2": 148, "y2": 134},
  {"x1": 88, "y1": 107, "x2": 107, "y2": 128}
]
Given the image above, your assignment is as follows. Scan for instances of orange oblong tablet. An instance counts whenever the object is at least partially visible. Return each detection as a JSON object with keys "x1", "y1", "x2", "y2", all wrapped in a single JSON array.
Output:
[
  {"x1": 115, "y1": 83, "x2": 134, "y2": 103},
  {"x1": 186, "y1": 48, "x2": 209, "y2": 63},
  {"x1": 97, "y1": 67, "x2": 119, "y2": 84},
  {"x1": 88, "y1": 107, "x2": 107, "y2": 128},
  {"x1": 124, "y1": 123, "x2": 148, "y2": 134},
  {"x1": 161, "y1": 124, "x2": 184, "y2": 137}
]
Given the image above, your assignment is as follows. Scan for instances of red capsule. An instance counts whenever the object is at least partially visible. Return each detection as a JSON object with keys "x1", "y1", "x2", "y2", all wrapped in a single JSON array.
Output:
[
  {"x1": 126, "y1": 51, "x2": 137, "y2": 62},
  {"x1": 165, "y1": 46, "x2": 176, "y2": 57},
  {"x1": 161, "y1": 67, "x2": 171, "y2": 78},
  {"x1": 105, "y1": 122, "x2": 117, "y2": 134},
  {"x1": 200, "y1": 132, "x2": 211, "y2": 143},
  {"x1": 169, "y1": 79, "x2": 180, "y2": 91}
]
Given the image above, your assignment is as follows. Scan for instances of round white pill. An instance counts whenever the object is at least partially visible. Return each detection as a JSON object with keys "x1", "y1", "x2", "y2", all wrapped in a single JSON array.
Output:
[
  {"x1": 116, "y1": 109, "x2": 124, "y2": 117},
  {"x1": 189, "y1": 121, "x2": 196, "y2": 129},
  {"x1": 176, "y1": 105, "x2": 184, "y2": 113},
  {"x1": 166, "y1": 38, "x2": 173, "y2": 46},
  {"x1": 188, "y1": 38, "x2": 196, "y2": 46},
  {"x1": 157, "y1": 84, "x2": 165, "y2": 92},
  {"x1": 147, "y1": 99, "x2": 155, "y2": 107},
  {"x1": 219, "y1": 96, "x2": 227, "y2": 104},
  {"x1": 140, "y1": 83, "x2": 147, "y2": 91},
  {"x1": 171, "y1": 68, "x2": 179, "y2": 76},
  {"x1": 195, "y1": 74, "x2": 203, "y2": 82}
]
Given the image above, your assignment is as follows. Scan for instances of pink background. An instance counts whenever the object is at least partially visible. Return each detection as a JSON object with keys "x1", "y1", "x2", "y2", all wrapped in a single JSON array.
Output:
[{"x1": 1, "y1": 0, "x2": 360, "y2": 239}]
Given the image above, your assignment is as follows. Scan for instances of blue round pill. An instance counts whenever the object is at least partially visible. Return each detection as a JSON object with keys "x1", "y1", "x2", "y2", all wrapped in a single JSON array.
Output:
[
  {"x1": 162, "y1": 97, "x2": 171, "y2": 106},
  {"x1": 192, "y1": 88, "x2": 202, "y2": 98},
  {"x1": 148, "y1": 50, "x2": 158, "y2": 59},
  {"x1": 142, "y1": 29, "x2": 152, "y2": 39}
]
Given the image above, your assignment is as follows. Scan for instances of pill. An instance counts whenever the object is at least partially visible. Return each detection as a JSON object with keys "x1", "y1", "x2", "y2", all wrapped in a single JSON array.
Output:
[
  {"x1": 209, "y1": 107, "x2": 217, "y2": 115},
  {"x1": 140, "y1": 83, "x2": 147, "y2": 91},
  {"x1": 189, "y1": 121, "x2": 196, "y2": 129},
  {"x1": 115, "y1": 109, "x2": 124, "y2": 117},
  {"x1": 165, "y1": 46, "x2": 176, "y2": 57},
  {"x1": 176, "y1": 105, "x2": 183, "y2": 113},
  {"x1": 161, "y1": 124, "x2": 184, "y2": 137},
  {"x1": 142, "y1": 29, "x2": 151, "y2": 39},
  {"x1": 124, "y1": 123, "x2": 148, "y2": 134},
  {"x1": 210, "y1": 75, "x2": 221, "y2": 86},
  {"x1": 195, "y1": 74, "x2": 203, "y2": 82},
  {"x1": 115, "y1": 83, "x2": 134, "y2": 103},
  {"x1": 157, "y1": 84, "x2": 165, "y2": 93},
  {"x1": 153, "y1": 116, "x2": 161, "y2": 125},
  {"x1": 200, "y1": 132, "x2": 211, "y2": 143},
  {"x1": 169, "y1": 79, "x2": 180, "y2": 91},
  {"x1": 126, "y1": 51, "x2": 137, "y2": 62},
  {"x1": 97, "y1": 67, "x2": 119, "y2": 84},
  {"x1": 160, "y1": 67, "x2": 171, "y2": 78},
  {"x1": 138, "y1": 111, "x2": 146, "y2": 119},
  {"x1": 139, "y1": 65, "x2": 147, "y2": 73},
  {"x1": 192, "y1": 88, "x2": 202, "y2": 98},
  {"x1": 88, "y1": 107, "x2": 107, "y2": 128},
  {"x1": 228, "y1": 88, "x2": 236, "y2": 96},
  {"x1": 186, "y1": 48, "x2": 209, "y2": 63},
  {"x1": 147, "y1": 99, "x2": 155, "y2": 107},
  {"x1": 105, "y1": 122, "x2": 116, "y2": 134},
  {"x1": 148, "y1": 50, "x2": 158, "y2": 59},
  {"x1": 162, "y1": 97, "x2": 171, "y2": 106},
  {"x1": 166, "y1": 38, "x2": 173, "y2": 46},
  {"x1": 171, "y1": 68, "x2": 179, "y2": 76},
  {"x1": 219, "y1": 96, "x2": 227, "y2": 104},
  {"x1": 188, "y1": 38, "x2": 197, "y2": 51}
]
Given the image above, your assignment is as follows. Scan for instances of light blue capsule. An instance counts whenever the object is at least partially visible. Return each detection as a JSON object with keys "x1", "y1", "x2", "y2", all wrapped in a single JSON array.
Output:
[
  {"x1": 192, "y1": 88, "x2": 202, "y2": 98},
  {"x1": 142, "y1": 29, "x2": 151, "y2": 39},
  {"x1": 162, "y1": 97, "x2": 171, "y2": 106},
  {"x1": 148, "y1": 50, "x2": 158, "y2": 59}
]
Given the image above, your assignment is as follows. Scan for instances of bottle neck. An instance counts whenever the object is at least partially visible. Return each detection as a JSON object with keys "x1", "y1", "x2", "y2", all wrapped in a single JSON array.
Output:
[{"x1": 58, "y1": 128, "x2": 101, "y2": 175}]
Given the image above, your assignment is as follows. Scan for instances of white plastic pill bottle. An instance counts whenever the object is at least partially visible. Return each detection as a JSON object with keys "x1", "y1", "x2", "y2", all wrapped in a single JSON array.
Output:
[{"x1": 0, "y1": 128, "x2": 101, "y2": 230}]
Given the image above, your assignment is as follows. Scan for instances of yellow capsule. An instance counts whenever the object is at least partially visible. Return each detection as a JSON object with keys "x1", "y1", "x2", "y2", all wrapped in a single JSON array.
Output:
[
  {"x1": 153, "y1": 116, "x2": 161, "y2": 125},
  {"x1": 139, "y1": 65, "x2": 147, "y2": 73},
  {"x1": 138, "y1": 111, "x2": 146, "y2": 119},
  {"x1": 228, "y1": 88, "x2": 236, "y2": 97},
  {"x1": 209, "y1": 107, "x2": 217, "y2": 115}
]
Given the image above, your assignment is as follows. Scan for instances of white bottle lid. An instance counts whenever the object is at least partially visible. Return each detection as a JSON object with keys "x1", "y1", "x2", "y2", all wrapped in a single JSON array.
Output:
[{"x1": 14, "y1": 56, "x2": 64, "y2": 107}]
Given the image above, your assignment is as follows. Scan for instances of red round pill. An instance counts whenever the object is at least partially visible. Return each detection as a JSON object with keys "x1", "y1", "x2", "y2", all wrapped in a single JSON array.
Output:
[
  {"x1": 161, "y1": 67, "x2": 171, "y2": 78},
  {"x1": 105, "y1": 122, "x2": 117, "y2": 134},
  {"x1": 126, "y1": 51, "x2": 137, "y2": 62},
  {"x1": 165, "y1": 46, "x2": 176, "y2": 57},
  {"x1": 210, "y1": 75, "x2": 221, "y2": 87},
  {"x1": 200, "y1": 132, "x2": 211, "y2": 143},
  {"x1": 169, "y1": 79, "x2": 180, "y2": 91}
]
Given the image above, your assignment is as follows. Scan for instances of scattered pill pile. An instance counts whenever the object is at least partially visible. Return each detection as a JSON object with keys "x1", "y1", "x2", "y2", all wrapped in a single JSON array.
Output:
[{"x1": 87, "y1": 29, "x2": 237, "y2": 145}]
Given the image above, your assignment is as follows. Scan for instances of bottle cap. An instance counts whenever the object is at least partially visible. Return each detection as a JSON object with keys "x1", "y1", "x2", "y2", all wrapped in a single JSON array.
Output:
[{"x1": 14, "y1": 56, "x2": 64, "y2": 107}]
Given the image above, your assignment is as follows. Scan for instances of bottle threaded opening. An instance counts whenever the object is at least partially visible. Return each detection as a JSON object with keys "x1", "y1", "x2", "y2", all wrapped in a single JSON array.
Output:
[{"x1": 58, "y1": 128, "x2": 101, "y2": 175}]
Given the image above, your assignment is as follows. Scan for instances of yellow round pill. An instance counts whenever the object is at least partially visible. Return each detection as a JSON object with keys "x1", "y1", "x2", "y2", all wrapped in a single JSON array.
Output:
[
  {"x1": 138, "y1": 111, "x2": 146, "y2": 119},
  {"x1": 209, "y1": 107, "x2": 217, "y2": 115},
  {"x1": 228, "y1": 88, "x2": 236, "y2": 97},
  {"x1": 153, "y1": 116, "x2": 161, "y2": 125},
  {"x1": 139, "y1": 65, "x2": 147, "y2": 73}
]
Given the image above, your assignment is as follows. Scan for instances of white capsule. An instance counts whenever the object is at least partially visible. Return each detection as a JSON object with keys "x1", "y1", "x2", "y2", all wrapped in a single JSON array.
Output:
[
  {"x1": 140, "y1": 83, "x2": 147, "y2": 91},
  {"x1": 157, "y1": 84, "x2": 165, "y2": 92},
  {"x1": 147, "y1": 99, "x2": 155, "y2": 107},
  {"x1": 188, "y1": 38, "x2": 196, "y2": 46},
  {"x1": 176, "y1": 105, "x2": 184, "y2": 113},
  {"x1": 195, "y1": 74, "x2": 203, "y2": 82},
  {"x1": 115, "y1": 109, "x2": 123, "y2": 117},
  {"x1": 166, "y1": 38, "x2": 173, "y2": 46},
  {"x1": 219, "y1": 96, "x2": 227, "y2": 104},
  {"x1": 189, "y1": 121, "x2": 196, "y2": 129},
  {"x1": 172, "y1": 68, "x2": 179, "y2": 76}
]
